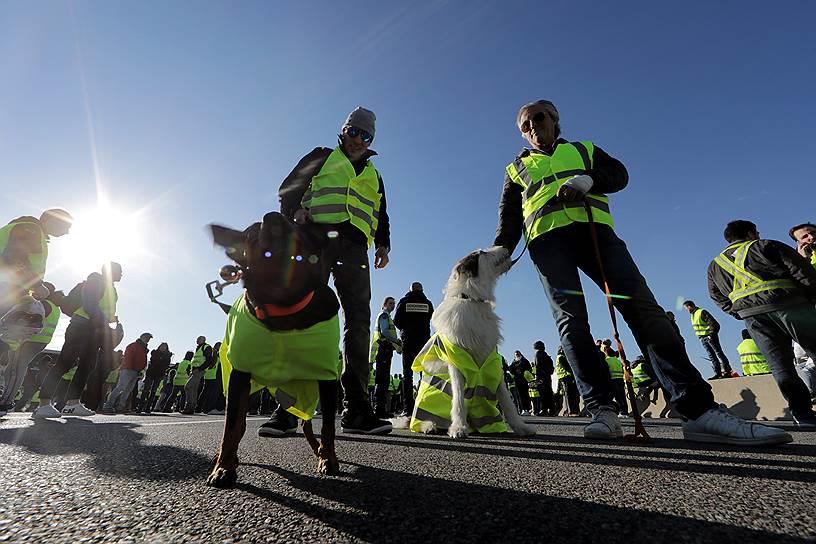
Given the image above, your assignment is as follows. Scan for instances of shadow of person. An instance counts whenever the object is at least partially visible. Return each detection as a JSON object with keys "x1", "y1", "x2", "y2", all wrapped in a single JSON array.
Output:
[
  {"x1": 237, "y1": 462, "x2": 810, "y2": 544},
  {"x1": 0, "y1": 418, "x2": 211, "y2": 481},
  {"x1": 730, "y1": 388, "x2": 760, "y2": 421}
]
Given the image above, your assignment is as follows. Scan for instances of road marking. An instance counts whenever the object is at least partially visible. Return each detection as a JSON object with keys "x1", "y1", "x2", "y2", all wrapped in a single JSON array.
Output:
[{"x1": 130, "y1": 416, "x2": 269, "y2": 427}]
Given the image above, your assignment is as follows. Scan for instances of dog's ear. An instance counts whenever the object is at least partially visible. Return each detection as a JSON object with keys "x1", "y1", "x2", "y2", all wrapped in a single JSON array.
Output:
[
  {"x1": 454, "y1": 251, "x2": 480, "y2": 279},
  {"x1": 209, "y1": 224, "x2": 252, "y2": 265}
]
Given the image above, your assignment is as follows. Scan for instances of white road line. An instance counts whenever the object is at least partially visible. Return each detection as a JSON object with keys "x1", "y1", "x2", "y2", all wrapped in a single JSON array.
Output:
[{"x1": 130, "y1": 416, "x2": 269, "y2": 427}]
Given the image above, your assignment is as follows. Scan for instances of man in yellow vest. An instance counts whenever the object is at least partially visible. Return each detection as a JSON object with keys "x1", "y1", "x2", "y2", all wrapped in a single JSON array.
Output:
[
  {"x1": 601, "y1": 343, "x2": 628, "y2": 417},
  {"x1": 736, "y1": 329, "x2": 771, "y2": 376},
  {"x1": 182, "y1": 335, "x2": 212, "y2": 415},
  {"x1": 0, "y1": 282, "x2": 62, "y2": 415},
  {"x1": 555, "y1": 346, "x2": 580, "y2": 416},
  {"x1": 371, "y1": 296, "x2": 402, "y2": 418},
  {"x1": 493, "y1": 99, "x2": 790, "y2": 445},
  {"x1": 682, "y1": 300, "x2": 734, "y2": 379},
  {"x1": 789, "y1": 222, "x2": 816, "y2": 270},
  {"x1": 708, "y1": 220, "x2": 816, "y2": 428},
  {"x1": 272, "y1": 106, "x2": 392, "y2": 436},
  {"x1": 34, "y1": 262, "x2": 122, "y2": 418}
]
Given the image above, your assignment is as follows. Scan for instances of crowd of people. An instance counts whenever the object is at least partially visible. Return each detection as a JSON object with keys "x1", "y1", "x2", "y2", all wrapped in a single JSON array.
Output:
[{"x1": 2, "y1": 102, "x2": 816, "y2": 449}]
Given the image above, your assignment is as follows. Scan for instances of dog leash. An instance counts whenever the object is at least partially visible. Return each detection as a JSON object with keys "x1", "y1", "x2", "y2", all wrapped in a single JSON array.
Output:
[
  {"x1": 583, "y1": 199, "x2": 650, "y2": 441},
  {"x1": 509, "y1": 238, "x2": 529, "y2": 268}
]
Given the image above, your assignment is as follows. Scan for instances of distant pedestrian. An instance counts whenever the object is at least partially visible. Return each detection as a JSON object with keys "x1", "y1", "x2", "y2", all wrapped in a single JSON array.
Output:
[
  {"x1": 103, "y1": 333, "x2": 151, "y2": 414},
  {"x1": 393, "y1": 282, "x2": 434, "y2": 417},
  {"x1": 182, "y1": 336, "x2": 212, "y2": 415},
  {"x1": 555, "y1": 347, "x2": 580, "y2": 416},
  {"x1": 682, "y1": 301, "x2": 733, "y2": 379},
  {"x1": 138, "y1": 342, "x2": 172, "y2": 413},
  {"x1": 509, "y1": 351, "x2": 533, "y2": 415},
  {"x1": 371, "y1": 297, "x2": 401, "y2": 418},
  {"x1": 532, "y1": 341, "x2": 554, "y2": 416}
]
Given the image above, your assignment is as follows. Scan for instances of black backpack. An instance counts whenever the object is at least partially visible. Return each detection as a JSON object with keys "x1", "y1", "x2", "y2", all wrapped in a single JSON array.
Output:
[{"x1": 60, "y1": 281, "x2": 85, "y2": 315}]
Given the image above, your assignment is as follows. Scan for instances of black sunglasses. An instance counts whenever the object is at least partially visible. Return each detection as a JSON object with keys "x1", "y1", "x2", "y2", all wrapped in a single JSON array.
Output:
[
  {"x1": 520, "y1": 111, "x2": 548, "y2": 134},
  {"x1": 345, "y1": 126, "x2": 373, "y2": 144}
]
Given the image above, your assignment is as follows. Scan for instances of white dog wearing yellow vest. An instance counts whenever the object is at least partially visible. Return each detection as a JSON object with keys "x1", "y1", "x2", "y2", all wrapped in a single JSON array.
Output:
[{"x1": 396, "y1": 247, "x2": 536, "y2": 439}]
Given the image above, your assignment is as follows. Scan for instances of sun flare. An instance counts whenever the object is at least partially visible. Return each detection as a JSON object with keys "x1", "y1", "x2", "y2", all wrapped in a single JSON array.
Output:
[{"x1": 63, "y1": 204, "x2": 143, "y2": 273}]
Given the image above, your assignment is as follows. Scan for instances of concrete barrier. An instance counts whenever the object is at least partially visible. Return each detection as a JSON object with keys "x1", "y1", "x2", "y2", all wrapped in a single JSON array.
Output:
[{"x1": 637, "y1": 374, "x2": 792, "y2": 421}]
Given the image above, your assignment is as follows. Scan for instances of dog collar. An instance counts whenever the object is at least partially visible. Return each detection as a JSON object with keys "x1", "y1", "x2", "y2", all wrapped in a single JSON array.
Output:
[
  {"x1": 452, "y1": 293, "x2": 492, "y2": 304},
  {"x1": 251, "y1": 291, "x2": 314, "y2": 319}
]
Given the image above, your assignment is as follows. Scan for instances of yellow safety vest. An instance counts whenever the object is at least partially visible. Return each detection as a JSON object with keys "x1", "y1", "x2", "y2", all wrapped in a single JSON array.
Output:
[
  {"x1": 0, "y1": 219, "x2": 48, "y2": 280},
  {"x1": 62, "y1": 366, "x2": 77, "y2": 381},
  {"x1": 737, "y1": 339, "x2": 771, "y2": 376},
  {"x1": 370, "y1": 311, "x2": 398, "y2": 363},
  {"x1": 528, "y1": 367, "x2": 540, "y2": 398},
  {"x1": 691, "y1": 308, "x2": 714, "y2": 337},
  {"x1": 810, "y1": 253, "x2": 816, "y2": 270},
  {"x1": 191, "y1": 343, "x2": 210, "y2": 369},
  {"x1": 506, "y1": 141, "x2": 613, "y2": 243},
  {"x1": 606, "y1": 356, "x2": 624, "y2": 380},
  {"x1": 713, "y1": 241, "x2": 796, "y2": 303},
  {"x1": 220, "y1": 294, "x2": 340, "y2": 420},
  {"x1": 74, "y1": 280, "x2": 118, "y2": 322},
  {"x1": 173, "y1": 360, "x2": 191, "y2": 386},
  {"x1": 631, "y1": 365, "x2": 653, "y2": 388},
  {"x1": 204, "y1": 357, "x2": 220, "y2": 380},
  {"x1": 410, "y1": 333, "x2": 509, "y2": 434},
  {"x1": 27, "y1": 300, "x2": 60, "y2": 345},
  {"x1": 302, "y1": 146, "x2": 382, "y2": 247},
  {"x1": 555, "y1": 355, "x2": 572, "y2": 379}
]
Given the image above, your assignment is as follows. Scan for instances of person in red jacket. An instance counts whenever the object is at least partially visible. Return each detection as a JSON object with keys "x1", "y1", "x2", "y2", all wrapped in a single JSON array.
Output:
[{"x1": 102, "y1": 333, "x2": 152, "y2": 414}]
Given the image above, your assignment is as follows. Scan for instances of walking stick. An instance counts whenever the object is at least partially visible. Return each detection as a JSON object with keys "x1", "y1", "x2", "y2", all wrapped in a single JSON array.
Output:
[{"x1": 583, "y1": 200, "x2": 650, "y2": 441}]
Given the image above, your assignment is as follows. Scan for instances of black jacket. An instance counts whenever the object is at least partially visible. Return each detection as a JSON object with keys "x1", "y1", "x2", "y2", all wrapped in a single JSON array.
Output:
[
  {"x1": 393, "y1": 290, "x2": 434, "y2": 345},
  {"x1": 278, "y1": 145, "x2": 391, "y2": 250},
  {"x1": 146, "y1": 350, "x2": 172, "y2": 378},
  {"x1": 708, "y1": 238, "x2": 816, "y2": 318},
  {"x1": 534, "y1": 348, "x2": 554, "y2": 377},
  {"x1": 509, "y1": 356, "x2": 532, "y2": 381},
  {"x1": 494, "y1": 139, "x2": 629, "y2": 251}
]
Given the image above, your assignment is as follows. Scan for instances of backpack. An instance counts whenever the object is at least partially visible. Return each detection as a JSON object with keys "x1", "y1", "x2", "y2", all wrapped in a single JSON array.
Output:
[{"x1": 59, "y1": 281, "x2": 85, "y2": 316}]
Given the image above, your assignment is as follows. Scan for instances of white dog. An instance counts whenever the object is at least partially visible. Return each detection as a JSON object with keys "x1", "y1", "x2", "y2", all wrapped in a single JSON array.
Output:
[{"x1": 397, "y1": 246, "x2": 536, "y2": 439}]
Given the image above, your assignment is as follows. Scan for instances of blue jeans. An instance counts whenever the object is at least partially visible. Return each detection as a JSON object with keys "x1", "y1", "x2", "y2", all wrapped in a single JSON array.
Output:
[
  {"x1": 699, "y1": 334, "x2": 732, "y2": 375},
  {"x1": 528, "y1": 223, "x2": 714, "y2": 419},
  {"x1": 744, "y1": 305, "x2": 816, "y2": 418}
]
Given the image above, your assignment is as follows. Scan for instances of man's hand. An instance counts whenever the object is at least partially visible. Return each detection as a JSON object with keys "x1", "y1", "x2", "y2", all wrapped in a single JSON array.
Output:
[
  {"x1": 29, "y1": 283, "x2": 50, "y2": 300},
  {"x1": 374, "y1": 246, "x2": 390, "y2": 269},
  {"x1": 557, "y1": 174, "x2": 594, "y2": 202},
  {"x1": 293, "y1": 209, "x2": 313, "y2": 225}
]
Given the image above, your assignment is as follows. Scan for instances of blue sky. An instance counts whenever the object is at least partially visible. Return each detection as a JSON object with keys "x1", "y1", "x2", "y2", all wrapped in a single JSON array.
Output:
[{"x1": 2, "y1": 1, "x2": 814, "y2": 381}]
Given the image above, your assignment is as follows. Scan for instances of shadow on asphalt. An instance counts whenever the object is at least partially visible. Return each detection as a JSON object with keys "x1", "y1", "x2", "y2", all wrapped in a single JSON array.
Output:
[
  {"x1": 336, "y1": 434, "x2": 816, "y2": 484},
  {"x1": 236, "y1": 462, "x2": 809, "y2": 544},
  {"x1": 0, "y1": 418, "x2": 212, "y2": 481}
]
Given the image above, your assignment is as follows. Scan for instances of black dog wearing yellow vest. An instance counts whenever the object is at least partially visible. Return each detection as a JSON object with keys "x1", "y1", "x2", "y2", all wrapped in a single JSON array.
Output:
[{"x1": 207, "y1": 212, "x2": 341, "y2": 487}]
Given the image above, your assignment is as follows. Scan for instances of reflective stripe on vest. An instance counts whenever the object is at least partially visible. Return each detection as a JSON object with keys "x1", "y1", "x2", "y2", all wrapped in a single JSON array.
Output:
[
  {"x1": 555, "y1": 355, "x2": 572, "y2": 379},
  {"x1": 631, "y1": 365, "x2": 653, "y2": 388},
  {"x1": 409, "y1": 333, "x2": 509, "y2": 434},
  {"x1": 737, "y1": 338, "x2": 771, "y2": 375},
  {"x1": 0, "y1": 219, "x2": 48, "y2": 279},
  {"x1": 191, "y1": 343, "x2": 210, "y2": 368},
  {"x1": 714, "y1": 241, "x2": 796, "y2": 303},
  {"x1": 606, "y1": 356, "x2": 624, "y2": 380},
  {"x1": 302, "y1": 146, "x2": 382, "y2": 247},
  {"x1": 506, "y1": 141, "x2": 614, "y2": 242},
  {"x1": 370, "y1": 311, "x2": 397, "y2": 363},
  {"x1": 219, "y1": 294, "x2": 340, "y2": 420},
  {"x1": 62, "y1": 366, "x2": 77, "y2": 381},
  {"x1": 810, "y1": 253, "x2": 816, "y2": 270},
  {"x1": 27, "y1": 300, "x2": 60, "y2": 345},
  {"x1": 173, "y1": 360, "x2": 192, "y2": 386},
  {"x1": 691, "y1": 308, "x2": 714, "y2": 337},
  {"x1": 74, "y1": 281, "x2": 118, "y2": 322}
]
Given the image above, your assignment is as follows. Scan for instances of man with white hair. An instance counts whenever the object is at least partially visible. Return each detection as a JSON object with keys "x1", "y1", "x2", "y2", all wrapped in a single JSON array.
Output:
[
  {"x1": 266, "y1": 106, "x2": 393, "y2": 436},
  {"x1": 493, "y1": 99, "x2": 791, "y2": 445}
]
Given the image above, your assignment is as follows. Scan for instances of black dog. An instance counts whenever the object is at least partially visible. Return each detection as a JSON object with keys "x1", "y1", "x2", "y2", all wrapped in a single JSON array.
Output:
[{"x1": 206, "y1": 212, "x2": 341, "y2": 487}]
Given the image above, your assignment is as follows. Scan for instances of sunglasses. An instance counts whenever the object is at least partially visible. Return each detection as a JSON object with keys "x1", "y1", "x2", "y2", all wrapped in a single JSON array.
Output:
[
  {"x1": 345, "y1": 126, "x2": 374, "y2": 144},
  {"x1": 520, "y1": 111, "x2": 548, "y2": 134}
]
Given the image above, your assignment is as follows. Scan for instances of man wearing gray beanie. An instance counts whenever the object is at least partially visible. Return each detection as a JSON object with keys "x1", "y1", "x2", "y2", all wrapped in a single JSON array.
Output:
[
  {"x1": 492, "y1": 99, "x2": 791, "y2": 446},
  {"x1": 266, "y1": 106, "x2": 392, "y2": 436}
]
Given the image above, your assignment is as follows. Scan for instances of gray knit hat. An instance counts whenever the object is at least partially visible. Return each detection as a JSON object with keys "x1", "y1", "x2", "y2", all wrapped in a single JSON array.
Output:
[{"x1": 343, "y1": 107, "x2": 376, "y2": 138}]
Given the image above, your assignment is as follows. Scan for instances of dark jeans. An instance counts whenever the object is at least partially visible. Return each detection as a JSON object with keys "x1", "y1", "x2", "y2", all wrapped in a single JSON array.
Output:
[
  {"x1": 139, "y1": 375, "x2": 163, "y2": 412},
  {"x1": 320, "y1": 235, "x2": 372, "y2": 413},
  {"x1": 611, "y1": 379, "x2": 629, "y2": 415},
  {"x1": 200, "y1": 378, "x2": 221, "y2": 413},
  {"x1": 401, "y1": 337, "x2": 428, "y2": 415},
  {"x1": 374, "y1": 345, "x2": 393, "y2": 415},
  {"x1": 699, "y1": 334, "x2": 733, "y2": 375},
  {"x1": 560, "y1": 376, "x2": 581, "y2": 415},
  {"x1": 157, "y1": 385, "x2": 184, "y2": 412},
  {"x1": 514, "y1": 376, "x2": 531, "y2": 412},
  {"x1": 535, "y1": 381, "x2": 554, "y2": 415},
  {"x1": 529, "y1": 223, "x2": 714, "y2": 419},
  {"x1": 39, "y1": 319, "x2": 103, "y2": 402},
  {"x1": 744, "y1": 305, "x2": 816, "y2": 418}
]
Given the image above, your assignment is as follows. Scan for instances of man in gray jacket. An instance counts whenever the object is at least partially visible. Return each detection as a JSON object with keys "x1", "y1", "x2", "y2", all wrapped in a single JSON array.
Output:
[{"x1": 708, "y1": 220, "x2": 816, "y2": 427}]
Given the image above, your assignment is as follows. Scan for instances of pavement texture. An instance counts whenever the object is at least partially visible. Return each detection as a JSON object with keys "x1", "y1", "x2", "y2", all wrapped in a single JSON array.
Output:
[{"x1": 1, "y1": 412, "x2": 814, "y2": 544}]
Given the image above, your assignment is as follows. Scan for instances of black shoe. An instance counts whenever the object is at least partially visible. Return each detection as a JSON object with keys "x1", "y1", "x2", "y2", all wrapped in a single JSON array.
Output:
[
  {"x1": 341, "y1": 408, "x2": 392, "y2": 435},
  {"x1": 792, "y1": 413, "x2": 816, "y2": 430},
  {"x1": 708, "y1": 374, "x2": 723, "y2": 380},
  {"x1": 258, "y1": 409, "x2": 298, "y2": 437}
]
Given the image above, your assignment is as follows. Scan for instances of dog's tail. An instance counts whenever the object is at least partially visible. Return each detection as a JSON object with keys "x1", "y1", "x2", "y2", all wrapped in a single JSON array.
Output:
[{"x1": 389, "y1": 416, "x2": 411, "y2": 429}]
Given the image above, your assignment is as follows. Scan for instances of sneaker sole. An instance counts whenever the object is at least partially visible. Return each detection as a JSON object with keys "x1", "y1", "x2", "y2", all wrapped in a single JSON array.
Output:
[
  {"x1": 62, "y1": 412, "x2": 95, "y2": 417},
  {"x1": 683, "y1": 431, "x2": 793, "y2": 446},
  {"x1": 583, "y1": 429, "x2": 624, "y2": 440},
  {"x1": 32, "y1": 412, "x2": 62, "y2": 419},
  {"x1": 341, "y1": 424, "x2": 393, "y2": 435},
  {"x1": 257, "y1": 427, "x2": 297, "y2": 437}
]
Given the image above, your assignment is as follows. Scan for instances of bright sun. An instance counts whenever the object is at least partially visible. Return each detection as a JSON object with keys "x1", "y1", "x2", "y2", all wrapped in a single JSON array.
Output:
[{"x1": 64, "y1": 204, "x2": 143, "y2": 272}]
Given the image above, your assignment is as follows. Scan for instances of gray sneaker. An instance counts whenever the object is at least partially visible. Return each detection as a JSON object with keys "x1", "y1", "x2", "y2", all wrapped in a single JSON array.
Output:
[
  {"x1": 584, "y1": 405, "x2": 624, "y2": 439},
  {"x1": 682, "y1": 404, "x2": 792, "y2": 446}
]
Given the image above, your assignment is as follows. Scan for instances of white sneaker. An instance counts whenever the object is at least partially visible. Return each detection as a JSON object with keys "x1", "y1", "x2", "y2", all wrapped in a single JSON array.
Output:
[
  {"x1": 32, "y1": 404, "x2": 62, "y2": 419},
  {"x1": 62, "y1": 403, "x2": 96, "y2": 417},
  {"x1": 520, "y1": 410, "x2": 531, "y2": 416},
  {"x1": 682, "y1": 404, "x2": 792, "y2": 446},
  {"x1": 584, "y1": 406, "x2": 624, "y2": 439}
]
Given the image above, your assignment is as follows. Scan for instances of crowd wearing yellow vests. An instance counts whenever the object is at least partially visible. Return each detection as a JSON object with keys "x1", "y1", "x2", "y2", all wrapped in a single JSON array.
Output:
[
  {"x1": 302, "y1": 146, "x2": 382, "y2": 247},
  {"x1": 410, "y1": 334, "x2": 509, "y2": 434},
  {"x1": 691, "y1": 308, "x2": 715, "y2": 337},
  {"x1": 0, "y1": 218, "x2": 48, "y2": 281},
  {"x1": 27, "y1": 299, "x2": 60, "y2": 345},
  {"x1": 74, "y1": 280, "x2": 118, "y2": 323},
  {"x1": 713, "y1": 240, "x2": 796, "y2": 303},
  {"x1": 606, "y1": 356, "x2": 624, "y2": 380},
  {"x1": 737, "y1": 338, "x2": 772, "y2": 376},
  {"x1": 219, "y1": 294, "x2": 340, "y2": 420},
  {"x1": 505, "y1": 141, "x2": 613, "y2": 243}
]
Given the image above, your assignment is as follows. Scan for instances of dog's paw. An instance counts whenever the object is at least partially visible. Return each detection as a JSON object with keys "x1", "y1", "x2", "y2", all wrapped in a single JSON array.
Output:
[
  {"x1": 206, "y1": 465, "x2": 238, "y2": 488},
  {"x1": 512, "y1": 423, "x2": 538, "y2": 436},
  {"x1": 419, "y1": 420, "x2": 437, "y2": 434},
  {"x1": 447, "y1": 424, "x2": 469, "y2": 440}
]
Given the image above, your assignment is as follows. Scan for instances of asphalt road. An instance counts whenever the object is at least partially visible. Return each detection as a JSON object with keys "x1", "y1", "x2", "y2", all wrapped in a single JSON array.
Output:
[{"x1": 1, "y1": 412, "x2": 814, "y2": 543}]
